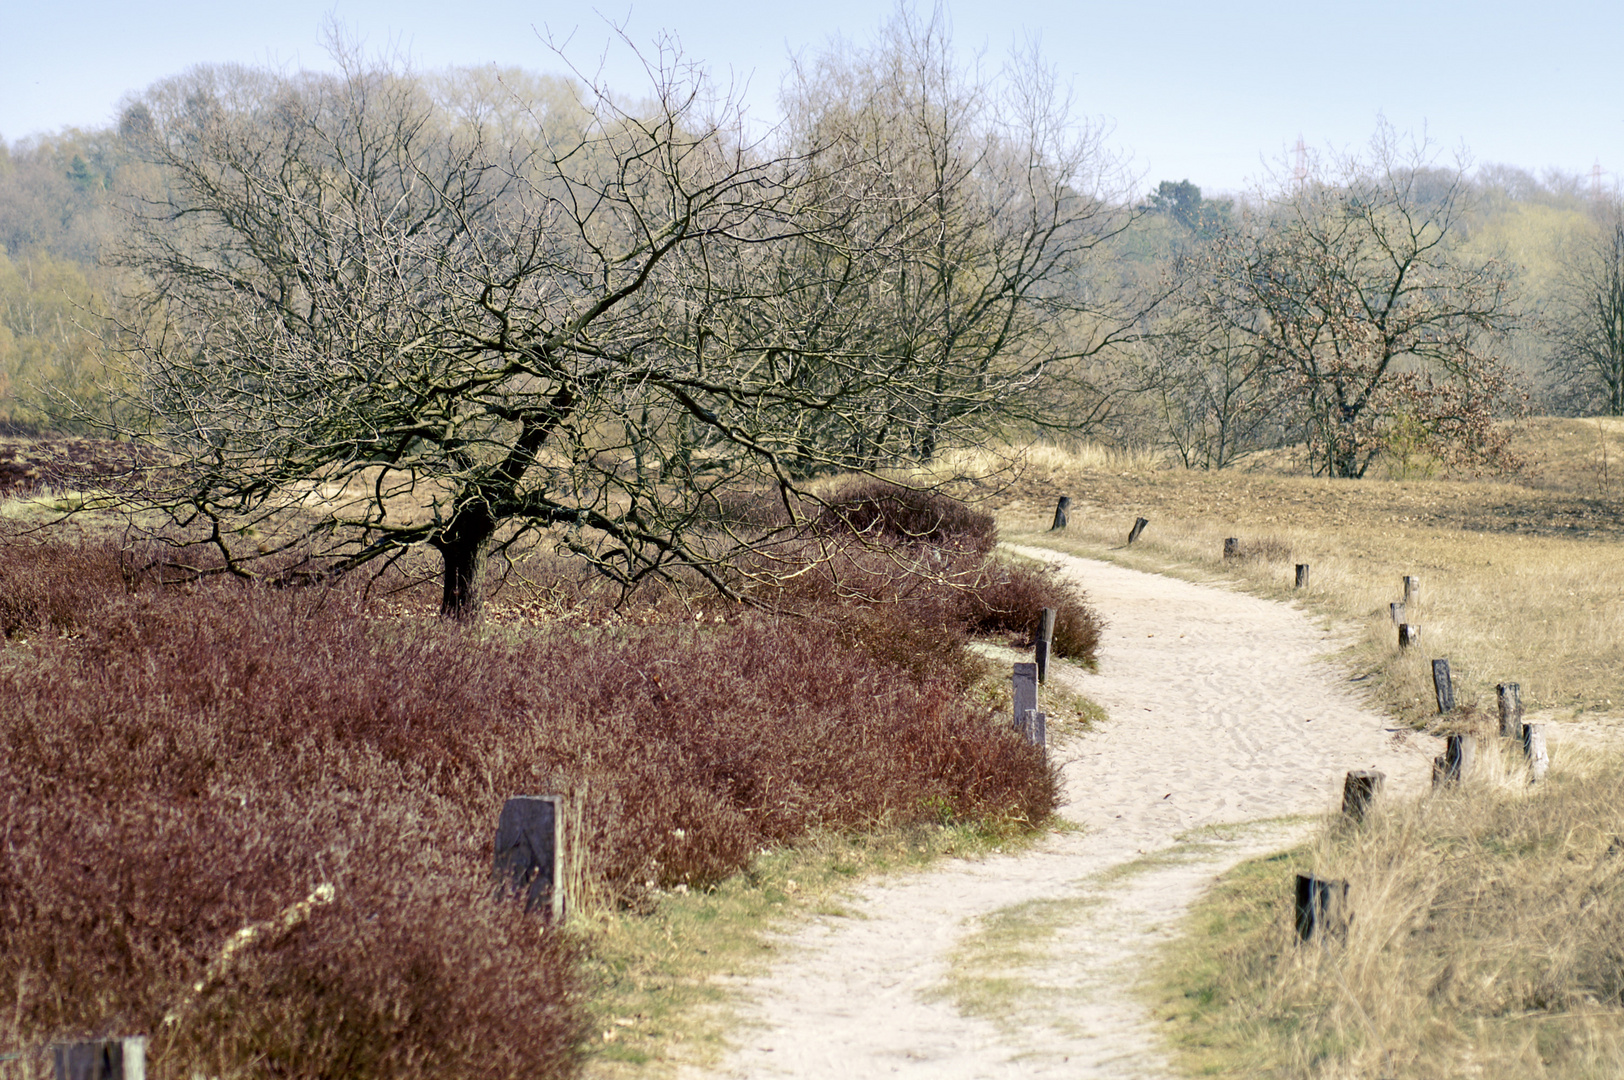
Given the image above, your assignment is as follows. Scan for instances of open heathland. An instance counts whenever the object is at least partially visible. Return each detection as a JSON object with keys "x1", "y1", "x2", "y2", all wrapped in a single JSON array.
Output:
[
  {"x1": 0, "y1": 480, "x2": 1097, "y2": 1079},
  {"x1": 971, "y1": 418, "x2": 1624, "y2": 1079}
]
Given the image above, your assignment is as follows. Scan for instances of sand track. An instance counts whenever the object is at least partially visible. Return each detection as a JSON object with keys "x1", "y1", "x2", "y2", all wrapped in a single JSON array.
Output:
[{"x1": 680, "y1": 549, "x2": 1442, "y2": 1079}]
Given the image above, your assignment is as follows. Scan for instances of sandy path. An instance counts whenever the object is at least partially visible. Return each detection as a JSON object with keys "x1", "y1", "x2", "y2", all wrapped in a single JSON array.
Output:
[{"x1": 680, "y1": 549, "x2": 1443, "y2": 1079}]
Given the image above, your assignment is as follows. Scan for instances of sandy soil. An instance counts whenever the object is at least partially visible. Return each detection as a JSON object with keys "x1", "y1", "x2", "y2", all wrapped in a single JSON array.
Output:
[{"x1": 679, "y1": 549, "x2": 1446, "y2": 1079}]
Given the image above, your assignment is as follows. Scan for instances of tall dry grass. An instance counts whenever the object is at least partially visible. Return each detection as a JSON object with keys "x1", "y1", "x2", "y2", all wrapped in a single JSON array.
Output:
[
  {"x1": 992, "y1": 436, "x2": 1624, "y2": 724},
  {"x1": 1158, "y1": 741, "x2": 1624, "y2": 1078}
]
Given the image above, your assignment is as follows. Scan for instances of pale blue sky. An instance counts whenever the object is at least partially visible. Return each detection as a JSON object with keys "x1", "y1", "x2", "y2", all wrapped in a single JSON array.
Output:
[{"x1": 2, "y1": 0, "x2": 1619, "y2": 196}]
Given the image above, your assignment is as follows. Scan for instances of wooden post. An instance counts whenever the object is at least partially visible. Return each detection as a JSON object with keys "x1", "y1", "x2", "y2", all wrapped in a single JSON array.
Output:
[
  {"x1": 1523, "y1": 723, "x2": 1549, "y2": 783},
  {"x1": 1295, "y1": 563, "x2": 1310, "y2": 588},
  {"x1": 1389, "y1": 601, "x2": 1405, "y2": 625},
  {"x1": 495, "y1": 795, "x2": 565, "y2": 920},
  {"x1": 1035, "y1": 607, "x2": 1056, "y2": 684},
  {"x1": 1403, "y1": 575, "x2": 1420, "y2": 609},
  {"x1": 1127, "y1": 517, "x2": 1149, "y2": 544},
  {"x1": 1341, "y1": 770, "x2": 1385, "y2": 821},
  {"x1": 1399, "y1": 624, "x2": 1420, "y2": 650},
  {"x1": 1223, "y1": 537, "x2": 1241, "y2": 560},
  {"x1": 1294, "y1": 874, "x2": 1350, "y2": 942},
  {"x1": 1012, "y1": 663, "x2": 1038, "y2": 730},
  {"x1": 1434, "y1": 734, "x2": 1477, "y2": 786},
  {"x1": 1015, "y1": 709, "x2": 1047, "y2": 750},
  {"x1": 1497, "y1": 683, "x2": 1524, "y2": 739},
  {"x1": 1432, "y1": 659, "x2": 1454, "y2": 714},
  {"x1": 53, "y1": 1038, "x2": 146, "y2": 1080},
  {"x1": 1050, "y1": 496, "x2": 1071, "y2": 531}
]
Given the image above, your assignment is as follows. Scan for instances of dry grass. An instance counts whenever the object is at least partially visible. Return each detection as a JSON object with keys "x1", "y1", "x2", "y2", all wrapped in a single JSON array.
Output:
[
  {"x1": 982, "y1": 420, "x2": 1624, "y2": 725},
  {"x1": 964, "y1": 417, "x2": 1624, "y2": 1078},
  {"x1": 1153, "y1": 745, "x2": 1624, "y2": 1079}
]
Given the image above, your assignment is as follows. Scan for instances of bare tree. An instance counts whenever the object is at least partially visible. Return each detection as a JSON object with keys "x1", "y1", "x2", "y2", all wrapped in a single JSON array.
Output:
[
  {"x1": 1208, "y1": 126, "x2": 1520, "y2": 478},
  {"x1": 1548, "y1": 200, "x2": 1624, "y2": 415},
  {"x1": 1131, "y1": 274, "x2": 1280, "y2": 470},
  {"x1": 771, "y1": 7, "x2": 1139, "y2": 464},
  {"x1": 103, "y1": 28, "x2": 1127, "y2": 620}
]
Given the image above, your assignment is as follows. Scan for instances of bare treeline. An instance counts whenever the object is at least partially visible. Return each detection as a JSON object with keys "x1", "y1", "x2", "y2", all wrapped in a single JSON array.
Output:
[{"x1": 0, "y1": 11, "x2": 1618, "y2": 602}]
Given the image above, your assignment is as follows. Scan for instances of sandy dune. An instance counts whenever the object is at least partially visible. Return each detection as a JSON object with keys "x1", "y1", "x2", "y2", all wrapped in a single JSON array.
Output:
[{"x1": 679, "y1": 549, "x2": 1443, "y2": 1079}]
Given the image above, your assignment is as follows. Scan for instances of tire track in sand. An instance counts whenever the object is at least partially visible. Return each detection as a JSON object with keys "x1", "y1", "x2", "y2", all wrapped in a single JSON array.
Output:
[{"x1": 679, "y1": 549, "x2": 1442, "y2": 1079}]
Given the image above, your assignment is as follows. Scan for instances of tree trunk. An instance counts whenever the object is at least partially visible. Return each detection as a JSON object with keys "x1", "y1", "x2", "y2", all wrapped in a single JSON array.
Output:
[{"x1": 438, "y1": 510, "x2": 495, "y2": 622}]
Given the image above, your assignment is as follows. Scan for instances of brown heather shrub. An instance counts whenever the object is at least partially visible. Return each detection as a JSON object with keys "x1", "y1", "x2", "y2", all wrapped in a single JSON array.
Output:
[
  {"x1": 958, "y1": 560, "x2": 1102, "y2": 665},
  {"x1": 0, "y1": 529, "x2": 130, "y2": 637},
  {"x1": 816, "y1": 478, "x2": 999, "y2": 555},
  {"x1": 0, "y1": 534, "x2": 1058, "y2": 1076}
]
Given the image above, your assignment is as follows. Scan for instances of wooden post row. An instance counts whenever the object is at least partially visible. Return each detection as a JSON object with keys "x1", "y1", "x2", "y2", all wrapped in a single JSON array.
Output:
[
  {"x1": 1403, "y1": 575, "x2": 1420, "y2": 609},
  {"x1": 494, "y1": 795, "x2": 565, "y2": 921},
  {"x1": 1127, "y1": 517, "x2": 1149, "y2": 544},
  {"x1": 1050, "y1": 496, "x2": 1070, "y2": 531},
  {"x1": 1035, "y1": 607, "x2": 1056, "y2": 684},
  {"x1": 52, "y1": 1038, "x2": 146, "y2": 1080},
  {"x1": 1497, "y1": 682, "x2": 1524, "y2": 739},
  {"x1": 1223, "y1": 537, "x2": 1241, "y2": 560},
  {"x1": 1294, "y1": 874, "x2": 1350, "y2": 942},
  {"x1": 1341, "y1": 770, "x2": 1385, "y2": 822},
  {"x1": 1295, "y1": 563, "x2": 1309, "y2": 588},
  {"x1": 1432, "y1": 658, "x2": 1454, "y2": 714},
  {"x1": 1389, "y1": 601, "x2": 1405, "y2": 625},
  {"x1": 1398, "y1": 624, "x2": 1420, "y2": 650}
]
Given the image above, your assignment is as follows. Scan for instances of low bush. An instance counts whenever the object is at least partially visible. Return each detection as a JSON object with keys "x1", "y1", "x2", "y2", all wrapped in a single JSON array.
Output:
[{"x1": 816, "y1": 478, "x2": 999, "y2": 555}]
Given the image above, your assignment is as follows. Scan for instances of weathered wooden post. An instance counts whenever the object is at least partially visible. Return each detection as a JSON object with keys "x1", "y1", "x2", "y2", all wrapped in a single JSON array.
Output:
[
  {"x1": 1389, "y1": 601, "x2": 1406, "y2": 625},
  {"x1": 1523, "y1": 722, "x2": 1549, "y2": 783},
  {"x1": 1432, "y1": 659, "x2": 1454, "y2": 714},
  {"x1": 1341, "y1": 770, "x2": 1385, "y2": 822},
  {"x1": 1294, "y1": 874, "x2": 1350, "y2": 942},
  {"x1": 1015, "y1": 709, "x2": 1047, "y2": 750},
  {"x1": 495, "y1": 795, "x2": 565, "y2": 920},
  {"x1": 1012, "y1": 662, "x2": 1038, "y2": 729},
  {"x1": 52, "y1": 1038, "x2": 146, "y2": 1080},
  {"x1": 1399, "y1": 624, "x2": 1420, "y2": 650},
  {"x1": 1223, "y1": 537, "x2": 1241, "y2": 560},
  {"x1": 1035, "y1": 607, "x2": 1056, "y2": 684},
  {"x1": 1295, "y1": 563, "x2": 1310, "y2": 588},
  {"x1": 1403, "y1": 575, "x2": 1420, "y2": 609},
  {"x1": 1497, "y1": 683, "x2": 1524, "y2": 740},
  {"x1": 1050, "y1": 496, "x2": 1071, "y2": 531},
  {"x1": 1434, "y1": 734, "x2": 1477, "y2": 787},
  {"x1": 1127, "y1": 517, "x2": 1149, "y2": 544}
]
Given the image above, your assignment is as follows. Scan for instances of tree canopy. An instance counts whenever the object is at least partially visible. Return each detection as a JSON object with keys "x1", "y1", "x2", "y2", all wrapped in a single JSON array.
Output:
[{"x1": 104, "y1": 19, "x2": 1131, "y2": 618}]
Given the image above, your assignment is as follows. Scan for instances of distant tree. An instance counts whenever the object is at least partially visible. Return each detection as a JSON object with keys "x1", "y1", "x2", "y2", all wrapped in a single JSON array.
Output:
[
  {"x1": 1146, "y1": 179, "x2": 1230, "y2": 234},
  {"x1": 1547, "y1": 201, "x2": 1624, "y2": 415},
  {"x1": 1131, "y1": 267, "x2": 1279, "y2": 470},
  {"x1": 1206, "y1": 126, "x2": 1520, "y2": 478},
  {"x1": 774, "y1": 9, "x2": 1139, "y2": 462}
]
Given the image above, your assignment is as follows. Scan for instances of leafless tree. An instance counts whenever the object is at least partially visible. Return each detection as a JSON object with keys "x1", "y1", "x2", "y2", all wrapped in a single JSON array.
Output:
[
  {"x1": 1130, "y1": 271, "x2": 1280, "y2": 470},
  {"x1": 1207, "y1": 126, "x2": 1520, "y2": 478},
  {"x1": 1548, "y1": 200, "x2": 1624, "y2": 415},
  {"x1": 771, "y1": 7, "x2": 1140, "y2": 463},
  {"x1": 103, "y1": 25, "x2": 1134, "y2": 620}
]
